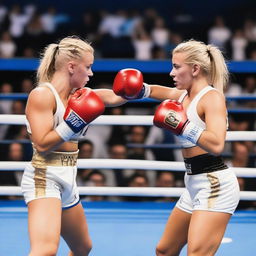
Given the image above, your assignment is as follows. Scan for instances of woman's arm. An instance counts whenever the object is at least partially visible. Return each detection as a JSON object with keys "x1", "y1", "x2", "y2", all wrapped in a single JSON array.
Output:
[
  {"x1": 94, "y1": 89, "x2": 128, "y2": 107},
  {"x1": 149, "y1": 85, "x2": 184, "y2": 101},
  {"x1": 197, "y1": 90, "x2": 227, "y2": 155},
  {"x1": 26, "y1": 87, "x2": 63, "y2": 153},
  {"x1": 95, "y1": 85, "x2": 184, "y2": 107}
]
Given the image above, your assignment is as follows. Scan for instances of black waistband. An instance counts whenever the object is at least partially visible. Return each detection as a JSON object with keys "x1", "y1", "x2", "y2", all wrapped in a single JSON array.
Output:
[{"x1": 184, "y1": 153, "x2": 228, "y2": 175}]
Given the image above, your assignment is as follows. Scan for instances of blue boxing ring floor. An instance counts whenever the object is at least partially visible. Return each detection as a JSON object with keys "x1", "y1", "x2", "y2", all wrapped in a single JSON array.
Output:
[{"x1": 1, "y1": 200, "x2": 256, "y2": 256}]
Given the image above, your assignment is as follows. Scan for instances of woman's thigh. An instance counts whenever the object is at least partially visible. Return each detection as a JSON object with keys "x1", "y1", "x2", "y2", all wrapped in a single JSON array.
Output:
[
  {"x1": 28, "y1": 198, "x2": 62, "y2": 252},
  {"x1": 188, "y1": 210, "x2": 231, "y2": 256},
  {"x1": 61, "y1": 203, "x2": 92, "y2": 254},
  {"x1": 156, "y1": 207, "x2": 191, "y2": 255}
]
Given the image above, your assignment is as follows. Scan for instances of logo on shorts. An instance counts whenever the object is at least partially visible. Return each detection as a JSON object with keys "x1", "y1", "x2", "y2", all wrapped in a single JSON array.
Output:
[
  {"x1": 61, "y1": 155, "x2": 77, "y2": 166},
  {"x1": 193, "y1": 198, "x2": 200, "y2": 206},
  {"x1": 185, "y1": 162, "x2": 192, "y2": 174}
]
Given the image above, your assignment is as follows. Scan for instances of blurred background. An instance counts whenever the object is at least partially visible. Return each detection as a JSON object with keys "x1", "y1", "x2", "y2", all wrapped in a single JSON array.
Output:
[{"x1": 0, "y1": 0, "x2": 255, "y2": 208}]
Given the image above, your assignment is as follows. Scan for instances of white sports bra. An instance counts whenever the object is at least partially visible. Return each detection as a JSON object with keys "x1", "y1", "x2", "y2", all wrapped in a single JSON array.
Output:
[
  {"x1": 177, "y1": 86, "x2": 216, "y2": 148},
  {"x1": 26, "y1": 82, "x2": 88, "y2": 142}
]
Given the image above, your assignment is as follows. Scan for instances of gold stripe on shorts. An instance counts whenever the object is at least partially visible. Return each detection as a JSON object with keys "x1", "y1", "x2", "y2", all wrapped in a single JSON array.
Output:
[
  {"x1": 207, "y1": 173, "x2": 220, "y2": 209},
  {"x1": 34, "y1": 167, "x2": 46, "y2": 198}
]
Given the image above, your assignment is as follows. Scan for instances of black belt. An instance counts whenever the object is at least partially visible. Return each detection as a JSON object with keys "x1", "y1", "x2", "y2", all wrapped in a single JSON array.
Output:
[{"x1": 184, "y1": 153, "x2": 228, "y2": 175}]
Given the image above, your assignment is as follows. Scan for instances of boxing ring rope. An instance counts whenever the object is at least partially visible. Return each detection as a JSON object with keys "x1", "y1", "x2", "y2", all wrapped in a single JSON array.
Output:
[
  {"x1": 0, "y1": 114, "x2": 255, "y2": 200},
  {"x1": 1, "y1": 186, "x2": 256, "y2": 201},
  {"x1": 0, "y1": 114, "x2": 256, "y2": 141},
  {"x1": 0, "y1": 159, "x2": 255, "y2": 178},
  {"x1": 0, "y1": 158, "x2": 256, "y2": 199}
]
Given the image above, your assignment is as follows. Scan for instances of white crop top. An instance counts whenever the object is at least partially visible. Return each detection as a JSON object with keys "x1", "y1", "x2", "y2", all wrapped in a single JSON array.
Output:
[
  {"x1": 26, "y1": 82, "x2": 88, "y2": 142},
  {"x1": 176, "y1": 86, "x2": 215, "y2": 148}
]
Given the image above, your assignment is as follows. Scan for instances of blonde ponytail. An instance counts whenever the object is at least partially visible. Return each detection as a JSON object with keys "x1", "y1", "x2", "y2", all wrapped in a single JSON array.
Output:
[
  {"x1": 36, "y1": 36, "x2": 94, "y2": 84},
  {"x1": 37, "y1": 44, "x2": 59, "y2": 84}
]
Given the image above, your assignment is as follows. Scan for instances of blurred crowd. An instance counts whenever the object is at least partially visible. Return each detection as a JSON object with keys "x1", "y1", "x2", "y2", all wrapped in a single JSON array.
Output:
[
  {"x1": 0, "y1": 1, "x2": 255, "y2": 209},
  {"x1": 0, "y1": 75, "x2": 255, "y2": 209},
  {"x1": 0, "y1": 2, "x2": 256, "y2": 60}
]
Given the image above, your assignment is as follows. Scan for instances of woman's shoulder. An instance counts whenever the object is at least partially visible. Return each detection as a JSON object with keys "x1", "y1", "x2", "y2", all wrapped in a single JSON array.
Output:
[
  {"x1": 27, "y1": 85, "x2": 55, "y2": 109},
  {"x1": 199, "y1": 88, "x2": 226, "y2": 112},
  {"x1": 29, "y1": 85, "x2": 54, "y2": 99},
  {"x1": 202, "y1": 87, "x2": 225, "y2": 101}
]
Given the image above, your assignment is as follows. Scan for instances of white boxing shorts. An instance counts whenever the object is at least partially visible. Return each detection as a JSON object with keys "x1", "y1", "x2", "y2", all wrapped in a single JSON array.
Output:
[
  {"x1": 176, "y1": 168, "x2": 240, "y2": 214},
  {"x1": 21, "y1": 150, "x2": 80, "y2": 209}
]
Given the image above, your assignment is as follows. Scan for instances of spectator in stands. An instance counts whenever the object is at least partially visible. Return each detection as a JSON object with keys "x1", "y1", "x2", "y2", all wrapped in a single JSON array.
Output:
[
  {"x1": 0, "y1": 142, "x2": 24, "y2": 200},
  {"x1": 154, "y1": 171, "x2": 176, "y2": 202},
  {"x1": 4, "y1": 100, "x2": 26, "y2": 140},
  {"x1": 98, "y1": 10, "x2": 126, "y2": 38},
  {"x1": 229, "y1": 29, "x2": 248, "y2": 61},
  {"x1": 77, "y1": 139, "x2": 95, "y2": 186},
  {"x1": 107, "y1": 143, "x2": 131, "y2": 187},
  {"x1": 225, "y1": 142, "x2": 256, "y2": 209},
  {"x1": 22, "y1": 46, "x2": 37, "y2": 57},
  {"x1": 152, "y1": 45, "x2": 168, "y2": 59},
  {"x1": 151, "y1": 17, "x2": 170, "y2": 49},
  {"x1": 8, "y1": 4, "x2": 31, "y2": 39},
  {"x1": 0, "y1": 82, "x2": 13, "y2": 114},
  {"x1": 142, "y1": 8, "x2": 158, "y2": 35},
  {"x1": 125, "y1": 172, "x2": 150, "y2": 201},
  {"x1": 127, "y1": 125, "x2": 148, "y2": 160},
  {"x1": 244, "y1": 18, "x2": 256, "y2": 42},
  {"x1": 0, "y1": 31, "x2": 16, "y2": 58},
  {"x1": 98, "y1": 10, "x2": 135, "y2": 58},
  {"x1": 79, "y1": 139, "x2": 94, "y2": 158},
  {"x1": 106, "y1": 106, "x2": 128, "y2": 145},
  {"x1": 156, "y1": 171, "x2": 176, "y2": 187},
  {"x1": 126, "y1": 125, "x2": 157, "y2": 185},
  {"x1": 208, "y1": 16, "x2": 231, "y2": 51},
  {"x1": 0, "y1": 2, "x2": 7, "y2": 28},
  {"x1": 20, "y1": 78, "x2": 34, "y2": 93},
  {"x1": 25, "y1": 13, "x2": 44, "y2": 36},
  {"x1": 8, "y1": 142, "x2": 25, "y2": 185},
  {"x1": 0, "y1": 82, "x2": 14, "y2": 140},
  {"x1": 145, "y1": 125, "x2": 177, "y2": 162},
  {"x1": 225, "y1": 142, "x2": 251, "y2": 168},
  {"x1": 40, "y1": 7, "x2": 58, "y2": 34},
  {"x1": 76, "y1": 11, "x2": 100, "y2": 42},
  {"x1": 132, "y1": 21, "x2": 153, "y2": 60},
  {"x1": 242, "y1": 75, "x2": 256, "y2": 95},
  {"x1": 82, "y1": 170, "x2": 107, "y2": 202},
  {"x1": 84, "y1": 123, "x2": 111, "y2": 159}
]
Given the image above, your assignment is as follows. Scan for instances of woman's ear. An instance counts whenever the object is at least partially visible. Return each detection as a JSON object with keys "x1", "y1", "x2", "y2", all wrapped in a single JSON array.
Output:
[
  {"x1": 192, "y1": 64, "x2": 200, "y2": 77},
  {"x1": 67, "y1": 61, "x2": 75, "y2": 75}
]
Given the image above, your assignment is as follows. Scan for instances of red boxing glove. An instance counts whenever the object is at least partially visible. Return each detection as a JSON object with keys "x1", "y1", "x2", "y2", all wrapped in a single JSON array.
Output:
[
  {"x1": 153, "y1": 100, "x2": 188, "y2": 135},
  {"x1": 113, "y1": 68, "x2": 149, "y2": 99},
  {"x1": 153, "y1": 100, "x2": 204, "y2": 144},
  {"x1": 64, "y1": 88, "x2": 105, "y2": 132},
  {"x1": 56, "y1": 88, "x2": 105, "y2": 141}
]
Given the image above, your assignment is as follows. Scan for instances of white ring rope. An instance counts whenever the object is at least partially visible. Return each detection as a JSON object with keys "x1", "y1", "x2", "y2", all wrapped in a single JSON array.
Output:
[
  {"x1": 0, "y1": 186, "x2": 255, "y2": 201},
  {"x1": 0, "y1": 114, "x2": 256, "y2": 141},
  {"x1": 0, "y1": 114, "x2": 256, "y2": 200},
  {"x1": 0, "y1": 159, "x2": 255, "y2": 178}
]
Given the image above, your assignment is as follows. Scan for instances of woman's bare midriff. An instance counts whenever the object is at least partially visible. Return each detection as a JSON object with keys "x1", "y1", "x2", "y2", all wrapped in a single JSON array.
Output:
[
  {"x1": 182, "y1": 146, "x2": 209, "y2": 158},
  {"x1": 56, "y1": 141, "x2": 79, "y2": 152}
]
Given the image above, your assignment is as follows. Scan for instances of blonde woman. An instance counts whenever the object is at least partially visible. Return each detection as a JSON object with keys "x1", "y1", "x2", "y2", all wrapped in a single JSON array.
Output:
[
  {"x1": 114, "y1": 39, "x2": 240, "y2": 256},
  {"x1": 21, "y1": 36, "x2": 133, "y2": 256},
  {"x1": 152, "y1": 40, "x2": 240, "y2": 256}
]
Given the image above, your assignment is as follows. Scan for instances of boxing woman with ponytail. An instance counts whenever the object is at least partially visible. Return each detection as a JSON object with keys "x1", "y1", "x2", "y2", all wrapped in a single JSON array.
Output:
[{"x1": 112, "y1": 39, "x2": 240, "y2": 256}]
